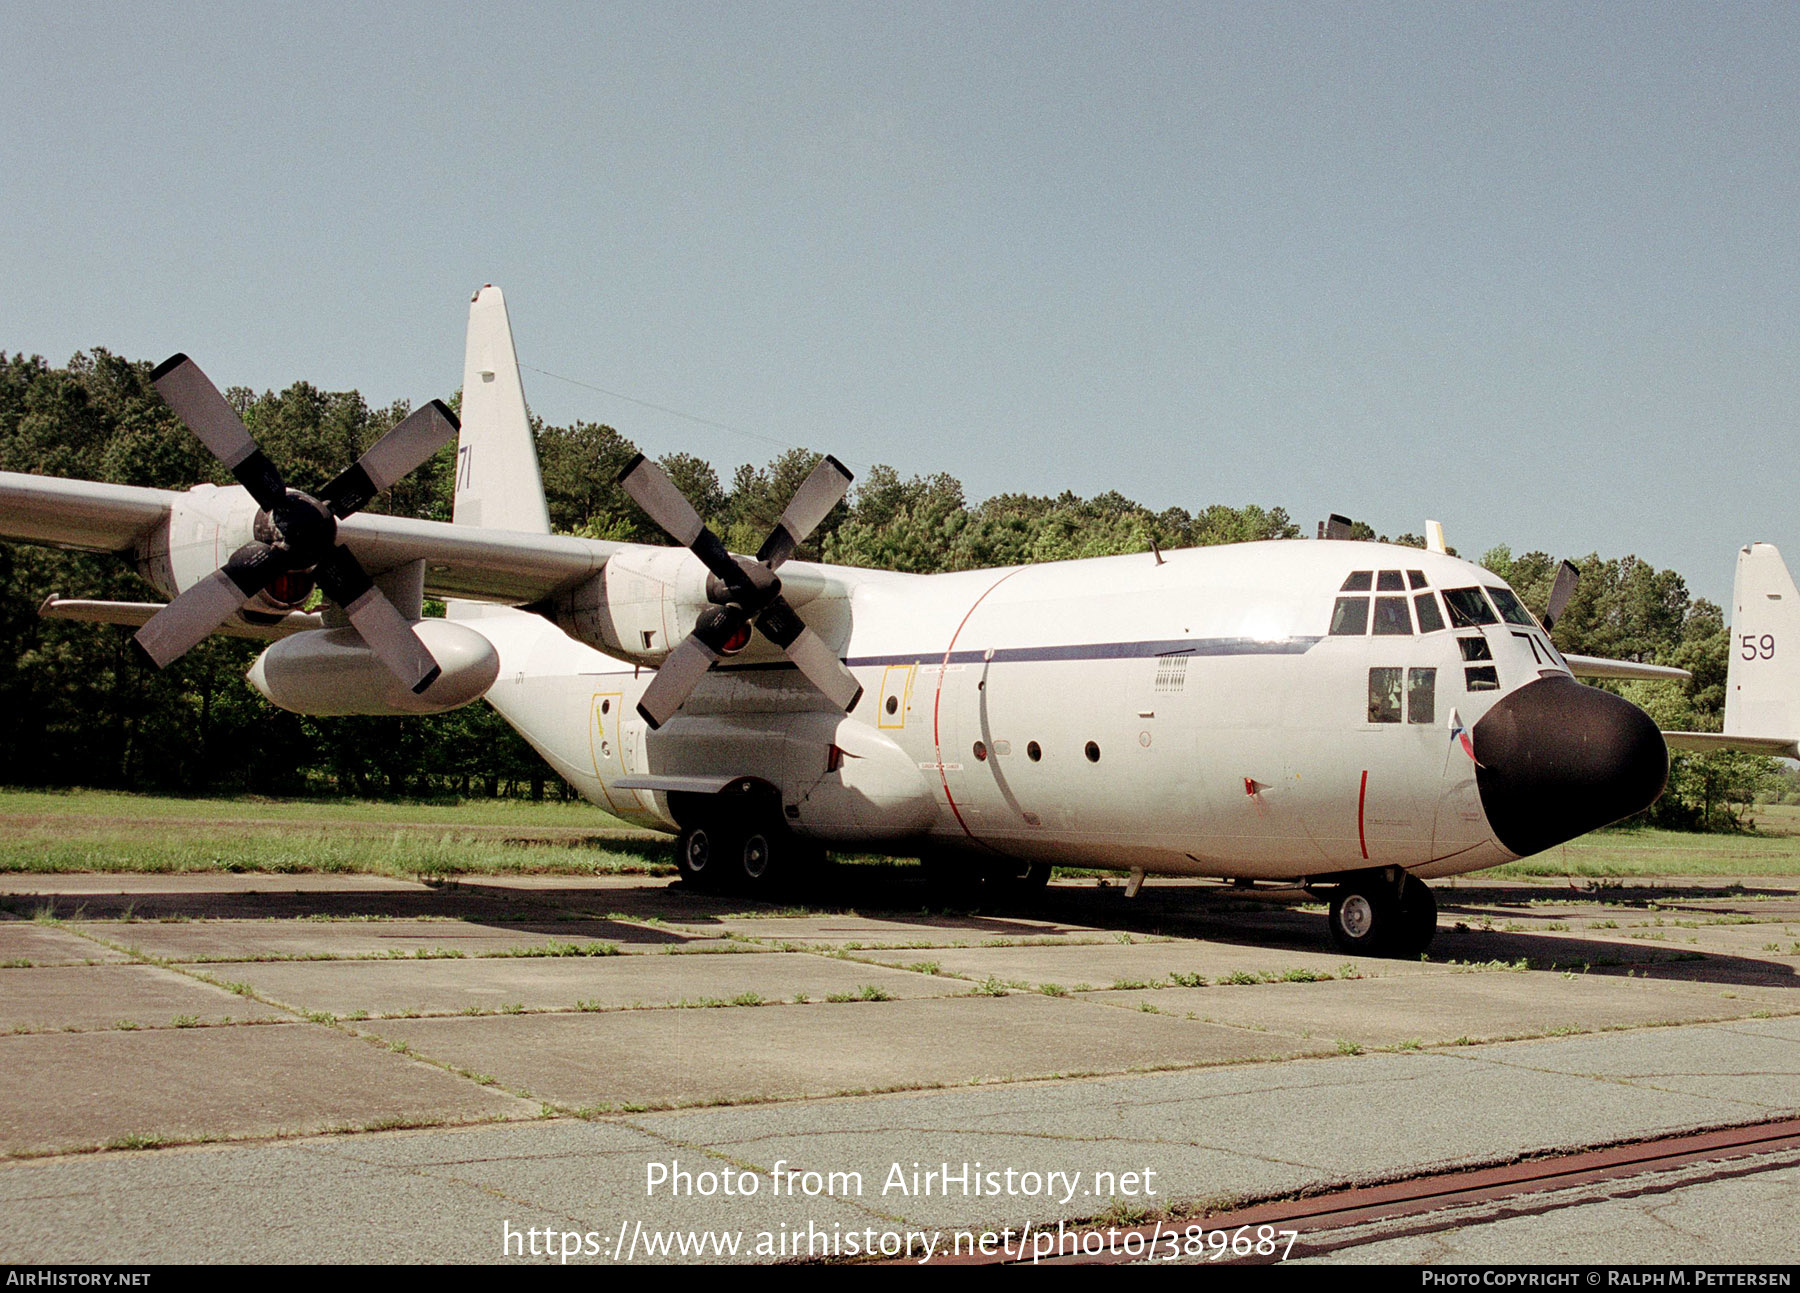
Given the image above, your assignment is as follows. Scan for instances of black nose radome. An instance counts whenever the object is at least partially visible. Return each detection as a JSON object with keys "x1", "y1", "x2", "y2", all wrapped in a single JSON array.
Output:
[{"x1": 1473, "y1": 675, "x2": 1668, "y2": 858}]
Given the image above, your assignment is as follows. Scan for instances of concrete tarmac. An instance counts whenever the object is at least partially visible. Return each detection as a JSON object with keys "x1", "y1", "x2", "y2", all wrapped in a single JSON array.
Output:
[{"x1": 0, "y1": 868, "x2": 1796, "y2": 1265}]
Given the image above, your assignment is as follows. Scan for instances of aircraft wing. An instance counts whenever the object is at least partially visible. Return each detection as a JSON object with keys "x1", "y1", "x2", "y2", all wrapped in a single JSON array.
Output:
[
  {"x1": 0, "y1": 470, "x2": 620, "y2": 605},
  {"x1": 1561, "y1": 654, "x2": 1692, "y2": 683},
  {"x1": 1662, "y1": 731, "x2": 1800, "y2": 759},
  {"x1": 0, "y1": 473, "x2": 174, "y2": 554}
]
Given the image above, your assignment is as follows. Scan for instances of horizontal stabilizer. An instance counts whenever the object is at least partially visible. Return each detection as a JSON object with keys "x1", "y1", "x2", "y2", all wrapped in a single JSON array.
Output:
[
  {"x1": 1663, "y1": 731, "x2": 1800, "y2": 760},
  {"x1": 1562, "y1": 654, "x2": 1691, "y2": 683}
]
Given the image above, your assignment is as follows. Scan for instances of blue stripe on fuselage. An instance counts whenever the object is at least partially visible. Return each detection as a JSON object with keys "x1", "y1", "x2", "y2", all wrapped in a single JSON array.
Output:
[{"x1": 709, "y1": 637, "x2": 1322, "y2": 675}]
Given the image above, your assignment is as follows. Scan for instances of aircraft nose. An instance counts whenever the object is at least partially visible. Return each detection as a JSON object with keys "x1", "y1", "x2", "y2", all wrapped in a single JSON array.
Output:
[{"x1": 1472, "y1": 675, "x2": 1668, "y2": 857}]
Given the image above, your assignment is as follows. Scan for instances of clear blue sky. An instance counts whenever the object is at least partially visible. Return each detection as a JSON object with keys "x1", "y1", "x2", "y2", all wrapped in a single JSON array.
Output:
[{"x1": 4, "y1": 2, "x2": 1795, "y2": 605}]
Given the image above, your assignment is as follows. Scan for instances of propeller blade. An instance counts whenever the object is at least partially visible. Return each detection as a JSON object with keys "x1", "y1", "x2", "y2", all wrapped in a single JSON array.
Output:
[
  {"x1": 636, "y1": 634, "x2": 721, "y2": 729},
  {"x1": 315, "y1": 547, "x2": 441, "y2": 694},
  {"x1": 617, "y1": 454, "x2": 743, "y2": 586},
  {"x1": 132, "y1": 542, "x2": 286, "y2": 667},
  {"x1": 756, "y1": 455, "x2": 853, "y2": 569},
  {"x1": 1544, "y1": 559, "x2": 1580, "y2": 632},
  {"x1": 319, "y1": 400, "x2": 461, "y2": 518},
  {"x1": 150, "y1": 354, "x2": 287, "y2": 511},
  {"x1": 755, "y1": 597, "x2": 863, "y2": 712}
]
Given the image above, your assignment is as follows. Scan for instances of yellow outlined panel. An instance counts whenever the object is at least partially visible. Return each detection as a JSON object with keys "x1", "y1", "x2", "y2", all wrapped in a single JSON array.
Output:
[
  {"x1": 877, "y1": 665, "x2": 915, "y2": 729},
  {"x1": 589, "y1": 692, "x2": 626, "y2": 813}
]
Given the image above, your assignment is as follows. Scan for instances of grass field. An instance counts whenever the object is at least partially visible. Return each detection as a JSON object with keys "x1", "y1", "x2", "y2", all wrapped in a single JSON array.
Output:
[
  {"x1": 0, "y1": 787, "x2": 673, "y2": 877},
  {"x1": 3, "y1": 787, "x2": 1798, "y2": 881}
]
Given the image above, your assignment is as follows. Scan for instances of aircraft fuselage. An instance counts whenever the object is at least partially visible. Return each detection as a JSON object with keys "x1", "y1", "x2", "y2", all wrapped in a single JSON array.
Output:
[{"x1": 465, "y1": 536, "x2": 1666, "y2": 888}]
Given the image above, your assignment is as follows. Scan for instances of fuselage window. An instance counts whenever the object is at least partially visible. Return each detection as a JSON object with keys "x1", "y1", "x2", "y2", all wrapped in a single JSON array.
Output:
[
  {"x1": 1486, "y1": 586, "x2": 1537, "y2": 627},
  {"x1": 1443, "y1": 587, "x2": 1498, "y2": 627},
  {"x1": 1330, "y1": 597, "x2": 1370, "y2": 635},
  {"x1": 1414, "y1": 592, "x2": 1446, "y2": 633},
  {"x1": 1368, "y1": 667, "x2": 1403, "y2": 723},
  {"x1": 1407, "y1": 668, "x2": 1436, "y2": 724},
  {"x1": 1465, "y1": 665, "x2": 1500, "y2": 691},
  {"x1": 1407, "y1": 570, "x2": 1429, "y2": 589},
  {"x1": 1341, "y1": 571, "x2": 1373, "y2": 592},
  {"x1": 1458, "y1": 636, "x2": 1493, "y2": 661},
  {"x1": 1377, "y1": 569, "x2": 1406, "y2": 592},
  {"x1": 1372, "y1": 596, "x2": 1413, "y2": 635}
]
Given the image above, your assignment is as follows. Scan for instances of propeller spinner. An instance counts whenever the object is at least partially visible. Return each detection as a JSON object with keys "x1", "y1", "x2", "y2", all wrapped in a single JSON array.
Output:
[
  {"x1": 617, "y1": 453, "x2": 863, "y2": 728},
  {"x1": 136, "y1": 354, "x2": 459, "y2": 694}
]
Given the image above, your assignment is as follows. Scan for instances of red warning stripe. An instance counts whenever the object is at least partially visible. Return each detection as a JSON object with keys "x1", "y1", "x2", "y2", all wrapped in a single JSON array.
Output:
[{"x1": 1357, "y1": 768, "x2": 1369, "y2": 860}]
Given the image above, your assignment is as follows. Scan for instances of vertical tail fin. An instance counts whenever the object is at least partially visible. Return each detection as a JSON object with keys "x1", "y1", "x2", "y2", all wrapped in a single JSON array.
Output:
[
  {"x1": 454, "y1": 284, "x2": 551, "y2": 533},
  {"x1": 1725, "y1": 542, "x2": 1800, "y2": 739}
]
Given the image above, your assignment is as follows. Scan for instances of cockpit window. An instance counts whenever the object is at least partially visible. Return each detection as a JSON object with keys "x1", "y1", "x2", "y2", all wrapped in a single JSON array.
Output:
[
  {"x1": 1407, "y1": 570, "x2": 1429, "y2": 589},
  {"x1": 1341, "y1": 571, "x2": 1373, "y2": 592},
  {"x1": 1443, "y1": 587, "x2": 1498, "y2": 627},
  {"x1": 1486, "y1": 586, "x2": 1536, "y2": 627},
  {"x1": 1372, "y1": 596, "x2": 1412, "y2": 635},
  {"x1": 1414, "y1": 592, "x2": 1446, "y2": 633},
  {"x1": 1377, "y1": 570, "x2": 1406, "y2": 592},
  {"x1": 1330, "y1": 597, "x2": 1370, "y2": 635}
]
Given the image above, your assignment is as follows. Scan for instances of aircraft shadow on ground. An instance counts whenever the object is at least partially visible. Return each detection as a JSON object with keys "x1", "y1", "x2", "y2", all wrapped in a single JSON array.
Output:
[{"x1": 3, "y1": 867, "x2": 1794, "y2": 988}]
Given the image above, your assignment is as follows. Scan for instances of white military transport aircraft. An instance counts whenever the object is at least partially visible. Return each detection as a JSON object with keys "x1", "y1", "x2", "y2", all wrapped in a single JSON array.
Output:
[{"x1": 2, "y1": 287, "x2": 1692, "y2": 957}]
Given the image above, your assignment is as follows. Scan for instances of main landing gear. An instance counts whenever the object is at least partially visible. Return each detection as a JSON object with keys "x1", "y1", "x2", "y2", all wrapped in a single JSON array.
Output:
[
  {"x1": 1324, "y1": 870, "x2": 1437, "y2": 958},
  {"x1": 672, "y1": 786, "x2": 819, "y2": 897}
]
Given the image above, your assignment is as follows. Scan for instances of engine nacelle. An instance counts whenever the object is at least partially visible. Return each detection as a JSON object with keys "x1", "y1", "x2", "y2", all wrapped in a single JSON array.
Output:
[
  {"x1": 135, "y1": 485, "x2": 257, "y2": 599},
  {"x1": 538, "y1": 548, "x2": 843, "y2": 668},
  {"x1": 135, "y1": 484, "x2": 312, "y2": 615},
  {"x1": 247, "y1": 621, "x2": 500, "y2": 716},
  {"x1": 539, "y1": 547, "x2": 710, "y2": 666}
]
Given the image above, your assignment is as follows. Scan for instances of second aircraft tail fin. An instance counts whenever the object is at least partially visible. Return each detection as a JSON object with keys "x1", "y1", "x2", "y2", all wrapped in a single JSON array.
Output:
[
  {"x1": 453, "y1": 284, "x2": 552, "y2": 534},
  {"x1": 1725, "y1": 542, "x2": 1800, "y2": 741}
]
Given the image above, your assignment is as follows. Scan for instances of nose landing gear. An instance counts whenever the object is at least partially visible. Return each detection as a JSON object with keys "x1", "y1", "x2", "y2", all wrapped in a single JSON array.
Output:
[{"x1": 1326, "y1": 871, "x2": 1437, "y2": 958}]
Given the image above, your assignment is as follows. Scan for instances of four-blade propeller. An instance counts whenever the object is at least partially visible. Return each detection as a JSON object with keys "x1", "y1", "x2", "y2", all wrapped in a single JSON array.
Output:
[
  {"x1": 618, "y1": 452, "x2": 862, "y2": 728},
  {"x1": 137, "y1": 354, "x2": 459, "y2": 694}
]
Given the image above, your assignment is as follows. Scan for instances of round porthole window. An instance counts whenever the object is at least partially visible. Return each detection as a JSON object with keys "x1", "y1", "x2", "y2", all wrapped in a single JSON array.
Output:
[
  {"x1": 1027, "y1": 741, "x2": 1041, "y2": 762},
  {"x1": 601, "y1": 699, "x2": 610, "y2": 714},
  {"x1": 885, "y1": 695, "x2": 899, "y2": 715},
  {"x1": 1085, "y1": 741, "x2": 1101, "y2": 763},
  {"x1": 973, "y1": 741, "x2": 988, "y2": 761}
]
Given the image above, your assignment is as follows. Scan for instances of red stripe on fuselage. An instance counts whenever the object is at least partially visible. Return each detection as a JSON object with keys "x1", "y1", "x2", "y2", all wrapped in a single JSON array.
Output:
[{"x1": 1357, "y1": 768, "x2": 1369, "y2": 860}]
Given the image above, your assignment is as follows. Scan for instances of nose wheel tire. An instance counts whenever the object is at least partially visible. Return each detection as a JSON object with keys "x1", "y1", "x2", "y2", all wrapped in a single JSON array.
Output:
[{"x1": 1328, "y1": 874, "x2": 1436, "y2": 958}]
